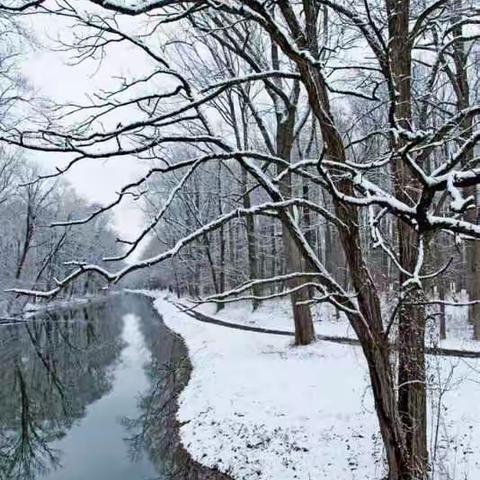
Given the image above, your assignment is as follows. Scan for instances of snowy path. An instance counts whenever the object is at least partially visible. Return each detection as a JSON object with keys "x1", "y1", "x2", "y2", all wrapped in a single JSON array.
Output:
[{"x1": 175, "y1": 299, "x2": 480, "y2": 359}]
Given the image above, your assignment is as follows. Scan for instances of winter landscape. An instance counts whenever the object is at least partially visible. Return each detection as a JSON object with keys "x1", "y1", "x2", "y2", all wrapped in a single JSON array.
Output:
[{"x1": 0, "y1": 1, "x2": 480, "y2": 479}]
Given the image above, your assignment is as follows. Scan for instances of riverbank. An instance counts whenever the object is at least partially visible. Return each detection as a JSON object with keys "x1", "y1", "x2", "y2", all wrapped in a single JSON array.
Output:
[
  {"x1": 23, "y1": 292, "x2": 119, "y2": 315},
  {"x1": 0, "y1": 293, "x2": 119, "y2": 326},
  {"x1": 0, "y1": 292, "x2": 233, "y2": 480},
  {"x1": 140, "y1": 290, "x2": 480, "y2": 480},
  {"x1": 141, "y1": 293, "x2": 233, "y2": 480}
]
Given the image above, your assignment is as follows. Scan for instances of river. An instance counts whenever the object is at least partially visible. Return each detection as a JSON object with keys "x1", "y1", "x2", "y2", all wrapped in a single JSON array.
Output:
[{"x1": 0, "y1": 293, "x2": 223, "y2": 480}]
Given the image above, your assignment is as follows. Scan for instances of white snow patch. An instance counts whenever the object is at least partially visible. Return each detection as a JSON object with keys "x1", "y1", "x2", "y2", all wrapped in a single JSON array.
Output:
[
  {"x1": 22, "y1": 292, "x2": 118, "y2": 317},
  {"x1": 196, "y1": 296, "x2": 357, "y2": 339},
  {"x1": 137, "y1": 290, "x2": 480, "y2": 479}
]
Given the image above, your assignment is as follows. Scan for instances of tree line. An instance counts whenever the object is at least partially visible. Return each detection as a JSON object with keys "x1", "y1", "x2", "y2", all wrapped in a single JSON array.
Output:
[{"x1": 0, "y1": 6, "x2": 120, "y2": 314}]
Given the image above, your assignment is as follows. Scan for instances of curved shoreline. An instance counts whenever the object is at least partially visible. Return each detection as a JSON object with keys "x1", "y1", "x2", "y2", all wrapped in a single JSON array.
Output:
[{"x1": 144, "y1": 294, "x2": 233, "y2": 480}]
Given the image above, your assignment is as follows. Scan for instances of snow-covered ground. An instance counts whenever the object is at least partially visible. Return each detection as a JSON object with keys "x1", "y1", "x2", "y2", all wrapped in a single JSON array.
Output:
[
  {"x1": 194, "y1": 293, "x2": 480, "y2": 353},
  {"x1": 197, "y1": 295, "x2": 352, "y2": 337},
  {"x1": 140, "y1": 290, "x2": 480, "y2": 479}
]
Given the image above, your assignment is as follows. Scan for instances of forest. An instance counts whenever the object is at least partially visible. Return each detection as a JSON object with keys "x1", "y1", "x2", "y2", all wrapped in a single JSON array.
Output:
[{"x1": 0, "y1": 0, "x2": 480, "y2": 479}]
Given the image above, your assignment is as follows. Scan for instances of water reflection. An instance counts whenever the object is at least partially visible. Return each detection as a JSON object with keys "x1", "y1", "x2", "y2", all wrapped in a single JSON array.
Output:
[
  {"x1": 123, "y1": 297, "x2": 229, "y2": 480},
  {"x1": 0, "y1": 294, "x2": 226, "y2": 480},
  {"x1": 123, "y1": 299, "x2": 190, "y2": 477},
  {"x1": 0, "y1": 298, "x2": 128, "y2": 479}
]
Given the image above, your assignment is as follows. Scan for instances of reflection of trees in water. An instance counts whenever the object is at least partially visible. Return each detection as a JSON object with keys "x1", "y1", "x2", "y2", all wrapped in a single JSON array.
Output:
[
  {"x1": 0, "y1": 365, "x2": 61, "y2": 480},
  {"x1": 0, "y1": 301, "x2": 124, "y2": 480},
  {"x1": 124, "y1": 298, "x2": 230, "y2": 480}
]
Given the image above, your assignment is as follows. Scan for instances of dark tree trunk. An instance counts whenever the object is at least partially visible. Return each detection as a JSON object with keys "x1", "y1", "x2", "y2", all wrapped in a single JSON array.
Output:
[
  {"x1": 242, "y1": 168, "x2": 262, "y2": 309},
  {"x1": 278, "y1": 0, "x2": 422, "y2": 474},
  {"x1": 271, "y1": 40, "x2": 315, "y2": 345},
  {"x1": 439, "y1": 281, "x2": 447, "y2": 340},
  {"x1": 387, "y1": 0, "x2": 428, "y2": 474}
]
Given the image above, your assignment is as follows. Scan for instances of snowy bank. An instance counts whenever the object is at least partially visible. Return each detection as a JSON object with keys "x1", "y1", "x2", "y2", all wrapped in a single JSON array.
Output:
[
  {"x1": 142, "y1": 291, "x2": 480, "y2": 480},
  {"x1": 193, "y1": 294, "x2": 480, "y2": 353},
  {"x1": 23, "y1": 292, "x2": 119, "y2": 317}
]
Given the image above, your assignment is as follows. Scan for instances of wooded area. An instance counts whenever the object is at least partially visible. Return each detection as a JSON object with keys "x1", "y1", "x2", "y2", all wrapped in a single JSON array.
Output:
[
  {"x1": 0, "y1": 8, "x2": 119, "y2": 313},
  {"x1": 1, "y1": 0, "x2": 480, "y2": 478}
]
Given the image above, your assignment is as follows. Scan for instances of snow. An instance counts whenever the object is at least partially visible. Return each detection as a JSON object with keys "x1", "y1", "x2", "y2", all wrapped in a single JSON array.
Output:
[
  {"x1": 22, "y1": 292, "x2": 118, "y2": 317},
  {"x1": 190, "y1": 293, "x2": 480, "y2": 354},
  {"x1": 436, "y1": 291, "x2": 480, "y2": 353},
  {"x1": 196, "y1": 296, "x2": 356, "y2": 339},
  {"x1": 136, "y1": 290, "x2": 480, "y2": 479}
]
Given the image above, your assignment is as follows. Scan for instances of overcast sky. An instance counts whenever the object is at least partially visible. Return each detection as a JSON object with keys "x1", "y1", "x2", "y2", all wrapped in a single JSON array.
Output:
[{"x1": 18, "y1": 10, "x2": 151, "y2": 257}]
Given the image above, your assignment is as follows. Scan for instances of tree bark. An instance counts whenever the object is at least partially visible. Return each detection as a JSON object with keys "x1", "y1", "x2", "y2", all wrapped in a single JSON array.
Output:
[
  {"x1": 277, "y1": 0, "x2": 418, "y2": 474},
  {"x1": 387, "y1": 0, "x2": 428, "y2": 474},
  {"x1": 271, "y1": 39, "x2": 315, "y2": 345},
  {"x1": 242, "y1": 168, "x2": 262, "y2": 309}
]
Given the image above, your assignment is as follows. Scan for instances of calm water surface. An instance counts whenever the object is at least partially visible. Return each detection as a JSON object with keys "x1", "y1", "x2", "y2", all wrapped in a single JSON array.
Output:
[{"x1": 0, "y1": 294, "x2": 188, "y2": 480}]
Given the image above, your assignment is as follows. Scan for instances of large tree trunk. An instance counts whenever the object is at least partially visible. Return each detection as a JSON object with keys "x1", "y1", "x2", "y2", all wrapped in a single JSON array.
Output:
[
  {"x1": 271, "y1": 41, "x2": 315, "y2": 345},
  {"x1": 277, "y1": 156, "x2": 315, "y2": 346},
  {"x1": 276, "y1": 1, "x2": 421, "y2": 475},
  {"x1": 278, "y1": 127, "x2": 315, "y2": 344},
  {"x1": 289, "y1": 71, "x2": 410, "y2": 478},
  {"x1": 397, "y1": 290, "x2": 428, "y2": 477},
  {"x1": 387, "y1": 0, "x2": 428, "y2": 474},
  {"x1": 282, "y1": 221, "x2": 315, "y2": 345}
]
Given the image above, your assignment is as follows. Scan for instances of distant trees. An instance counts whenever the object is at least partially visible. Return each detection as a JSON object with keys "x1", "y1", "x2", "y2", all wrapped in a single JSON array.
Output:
[
  {"x1": 2, "y1": 0, "x2": 480, "y2": 479},
  {"x1": 0, "y1": 158, "x2": 121, "y2": 313},
  {"x1": 0, "y1": 2, "x2": 121, "y2": 313}
]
